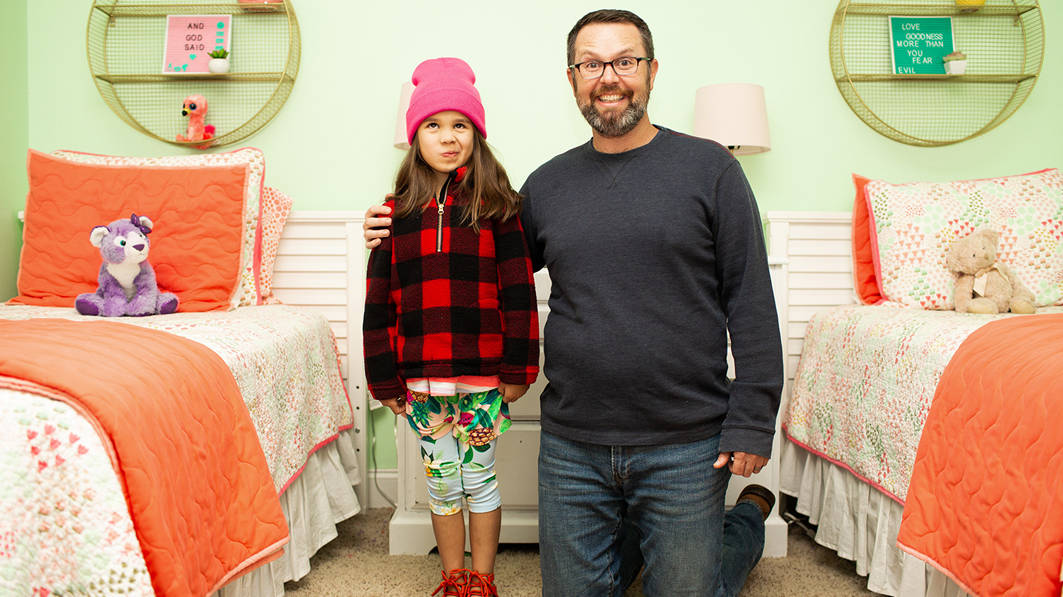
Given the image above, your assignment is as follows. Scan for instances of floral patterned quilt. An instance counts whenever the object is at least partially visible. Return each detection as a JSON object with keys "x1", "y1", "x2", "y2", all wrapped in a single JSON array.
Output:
[
  {"x1": 0, "y1": 304, "x2": 352, "y2": 595},
  {"x1": 784, "y1": 303, "x2": 1063, "y2": 503}
]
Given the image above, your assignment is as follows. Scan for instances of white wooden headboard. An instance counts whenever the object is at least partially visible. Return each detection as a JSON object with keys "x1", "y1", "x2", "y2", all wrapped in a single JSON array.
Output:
[
  {"x1": 765, "y1": 211, "x2": 857, "y2": 423},
  {"x1": 267, "y1": 210, "x2": 368, "y2": 507}
]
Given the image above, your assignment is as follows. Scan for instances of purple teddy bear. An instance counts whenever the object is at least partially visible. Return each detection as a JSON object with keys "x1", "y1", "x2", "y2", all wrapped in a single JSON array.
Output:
[{"x1": 75, "y1": 213, "x2": 179, "y2": 317}]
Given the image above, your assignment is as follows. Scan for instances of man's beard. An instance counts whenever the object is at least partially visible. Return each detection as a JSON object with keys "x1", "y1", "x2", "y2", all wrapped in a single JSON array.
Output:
[{"x1": 579, "y1": 85, "x2": 649, "y2": 138}]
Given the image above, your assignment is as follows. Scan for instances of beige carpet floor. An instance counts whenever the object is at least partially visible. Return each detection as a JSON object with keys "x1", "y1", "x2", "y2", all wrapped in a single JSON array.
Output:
[{"x1": 284, "y1": 508, "x2": 877, "y2": 596}]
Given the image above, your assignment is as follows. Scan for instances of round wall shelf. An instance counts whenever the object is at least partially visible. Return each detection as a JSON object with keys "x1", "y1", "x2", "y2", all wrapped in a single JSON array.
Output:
[
  {"x1": 87, "y1": 0, "x2": 300, "y2": 149},
  {"x1": 830, "y1": 0, "x2": 1043, "y2": 146}
]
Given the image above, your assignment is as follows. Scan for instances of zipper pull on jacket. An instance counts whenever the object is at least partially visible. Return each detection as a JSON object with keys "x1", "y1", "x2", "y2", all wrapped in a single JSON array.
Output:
[{"x1": 435, "y1": 170, "x2": 457, "y2": 253}]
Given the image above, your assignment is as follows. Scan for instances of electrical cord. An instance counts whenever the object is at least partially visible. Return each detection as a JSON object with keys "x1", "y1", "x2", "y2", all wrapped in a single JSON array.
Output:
[{"x1": 369, "y1": 407, "x2": 397, "y2": 509}]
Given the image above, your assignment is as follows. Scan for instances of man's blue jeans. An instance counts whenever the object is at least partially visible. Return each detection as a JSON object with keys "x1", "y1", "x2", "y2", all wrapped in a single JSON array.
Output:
[{"x1": 538, "y1": 430, "x2": 765, "y2": 596}]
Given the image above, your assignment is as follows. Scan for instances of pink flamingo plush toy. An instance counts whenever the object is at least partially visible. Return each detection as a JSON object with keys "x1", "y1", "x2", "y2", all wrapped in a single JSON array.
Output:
[{"x1": 176, "y1": 94, "x2": 215, "y2": 144}]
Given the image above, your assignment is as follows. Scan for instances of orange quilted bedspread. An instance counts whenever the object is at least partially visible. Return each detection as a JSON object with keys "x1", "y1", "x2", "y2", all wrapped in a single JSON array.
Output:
[
  {"x1": 897, "y1": 314, "x2": 1063, "y2": 596},
  {"x1": 0, "y1": 319, "x2": 288, "y2": 597}
]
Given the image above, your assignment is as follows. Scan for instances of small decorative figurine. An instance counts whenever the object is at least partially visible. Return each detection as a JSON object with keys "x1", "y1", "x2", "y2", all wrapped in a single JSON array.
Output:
[{"x1": 176, "y1": 94, "x2": 215, "y2": 144}]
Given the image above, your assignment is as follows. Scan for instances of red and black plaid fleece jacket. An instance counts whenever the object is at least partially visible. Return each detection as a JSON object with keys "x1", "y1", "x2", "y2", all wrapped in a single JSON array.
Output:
[{"x1": 363, "y1": 179, "x2": 540, "y2": 402}]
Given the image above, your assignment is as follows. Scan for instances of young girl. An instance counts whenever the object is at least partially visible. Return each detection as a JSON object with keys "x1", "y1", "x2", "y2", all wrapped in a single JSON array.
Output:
[{"x1": 363, "y1": 57, "x2": 539, "y2": 597}]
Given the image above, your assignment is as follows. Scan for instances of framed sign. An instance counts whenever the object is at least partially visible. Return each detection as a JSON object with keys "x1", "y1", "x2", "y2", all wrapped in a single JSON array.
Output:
[
  {"x1": 163, "y1": 15, "x2": 231, "y2": 74},
  {"x1": 889, "y1": 16, "x2": 954, "y2": 75}
]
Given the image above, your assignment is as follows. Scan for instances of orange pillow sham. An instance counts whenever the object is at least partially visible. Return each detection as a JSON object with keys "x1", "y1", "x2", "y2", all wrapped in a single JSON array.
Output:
[
  {"x1": 851, "y1": 173, "x2": 883, "y2": 305},
  {"x1": 11, "y1": 150, "x2": 249, "y2": 312}
]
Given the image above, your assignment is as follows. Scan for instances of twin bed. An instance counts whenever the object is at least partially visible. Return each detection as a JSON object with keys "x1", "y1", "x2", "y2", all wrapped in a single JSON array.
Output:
[
  {"x1": 1, "y1": 302, "x2": 361, "y2": 596},
  {"x1": 769, "y1": 167, "x2": 1063, "y2": 597},
  {"x1": 2, "y1": 148, "x2": 368, "y2": 596}
]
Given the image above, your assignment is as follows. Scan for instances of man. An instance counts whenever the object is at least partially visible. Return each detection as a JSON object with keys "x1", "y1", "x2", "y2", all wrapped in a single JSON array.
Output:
[{"x1": 365, "y1": 10, "x2": 782, "y2": 596}]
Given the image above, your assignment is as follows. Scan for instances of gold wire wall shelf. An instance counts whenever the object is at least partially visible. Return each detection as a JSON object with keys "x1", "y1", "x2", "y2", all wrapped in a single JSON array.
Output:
[
  {"x1": 830, "y1": 0, "x2": 1043, "y2": 147},
  {"x1": 87, "y1": 0, "x2": 300, "y2": 149}
]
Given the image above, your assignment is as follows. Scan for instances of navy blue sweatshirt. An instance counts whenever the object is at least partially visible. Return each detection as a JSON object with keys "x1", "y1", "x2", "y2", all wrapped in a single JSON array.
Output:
[{"x1": 519, "y1": 126, "x2": 783, "y2": 457}]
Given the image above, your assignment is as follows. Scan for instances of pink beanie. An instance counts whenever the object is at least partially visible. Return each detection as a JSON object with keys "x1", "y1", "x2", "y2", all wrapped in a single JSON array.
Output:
[{"x1": 405, "y1": 57, "x2": 486, "y2": 145}]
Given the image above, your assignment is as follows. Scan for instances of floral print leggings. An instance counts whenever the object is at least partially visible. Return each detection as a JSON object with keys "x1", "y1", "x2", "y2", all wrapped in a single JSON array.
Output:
[{"x1": 404, "y1": 388, "x2": 511, "y2": 515}]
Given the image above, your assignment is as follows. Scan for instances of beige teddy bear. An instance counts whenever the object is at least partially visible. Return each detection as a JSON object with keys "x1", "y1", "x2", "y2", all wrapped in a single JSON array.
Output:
[{"x1": 947, "y1": 228, "x2": 1036, "y2": 315}]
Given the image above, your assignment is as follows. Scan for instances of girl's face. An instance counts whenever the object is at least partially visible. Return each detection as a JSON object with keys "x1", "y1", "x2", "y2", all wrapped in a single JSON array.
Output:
[{"x1": 416, "y1": 111, "x2": 475, "y2": 178}]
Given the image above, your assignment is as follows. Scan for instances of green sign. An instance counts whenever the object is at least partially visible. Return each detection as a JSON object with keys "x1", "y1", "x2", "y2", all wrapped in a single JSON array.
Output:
[{"x1": 889, "y1": 16, "x2": 955, "y2": 75}]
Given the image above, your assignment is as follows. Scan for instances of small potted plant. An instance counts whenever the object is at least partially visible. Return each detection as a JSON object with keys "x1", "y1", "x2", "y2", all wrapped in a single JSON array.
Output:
[
  {"x1": 944, "y1": 51, "x2": 967, "y2": 75},
  {"x1": 208, "y1": 48, "x2": 230, "y2": 74}
]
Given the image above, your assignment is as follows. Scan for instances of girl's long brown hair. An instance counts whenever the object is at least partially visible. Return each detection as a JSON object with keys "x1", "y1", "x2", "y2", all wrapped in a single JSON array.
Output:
[{"x1": 392, "y1": 130, "x2": 521, "y2": 231}]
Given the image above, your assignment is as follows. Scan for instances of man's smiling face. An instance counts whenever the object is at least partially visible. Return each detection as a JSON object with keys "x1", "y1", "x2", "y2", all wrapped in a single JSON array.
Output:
[{"x1": 568, "y1": 22, "x2": 657, "y2": 138}]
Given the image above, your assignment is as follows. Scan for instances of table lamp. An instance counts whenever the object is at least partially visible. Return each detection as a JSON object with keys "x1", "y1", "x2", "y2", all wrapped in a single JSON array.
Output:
[
  {"x1": 393, "y1": 81, "x2": 414, "y2": 150},
  {"x1": 693, "y1": 83, "x2": 771, "y2": 155}
]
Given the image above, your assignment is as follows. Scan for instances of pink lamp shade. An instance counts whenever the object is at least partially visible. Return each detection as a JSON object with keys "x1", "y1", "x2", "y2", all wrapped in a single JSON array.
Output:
[
  {"x1": 393, "y1": 81, "x2": 414, "y2": 150},
  {"x1": 693, "y1": 83, "x2": 770, "y2": 155}
]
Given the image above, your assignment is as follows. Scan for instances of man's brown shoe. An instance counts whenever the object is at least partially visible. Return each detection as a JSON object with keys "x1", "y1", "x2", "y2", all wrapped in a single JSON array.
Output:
[{"x1": 737, "y1": 484, "x2": 776, "y2": 520}]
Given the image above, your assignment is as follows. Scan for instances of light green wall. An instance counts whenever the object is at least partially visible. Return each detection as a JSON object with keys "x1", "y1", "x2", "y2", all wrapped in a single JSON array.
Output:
[
  {"x1": 0, "y1": 0, "x2": 27, "y2": 302},
  {"x1": 26, "y1": 2, "x2": 1063, "y2": 209},
  {"x1": 17, "y1": 1, "x2": 1063, "y2": 469}
]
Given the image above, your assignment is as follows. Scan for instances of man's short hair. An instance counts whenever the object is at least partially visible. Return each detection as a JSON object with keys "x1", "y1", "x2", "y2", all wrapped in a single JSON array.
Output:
[{"x1": 566, "y1": 9, "x2": 654, "y2": 66}]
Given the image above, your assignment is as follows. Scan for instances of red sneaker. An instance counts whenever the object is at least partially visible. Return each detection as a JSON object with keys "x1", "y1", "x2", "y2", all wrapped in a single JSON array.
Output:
[
  {"x1": 466, "y1": 571, "x2": 498, "y2": 597},
  {"x1": 431, "y1": 569, "x2": 468, "y2": 596}
]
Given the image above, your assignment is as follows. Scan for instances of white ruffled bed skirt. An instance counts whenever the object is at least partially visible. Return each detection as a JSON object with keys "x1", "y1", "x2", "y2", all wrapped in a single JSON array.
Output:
[
  {"x1": 217, "y1": 428, "x2": 362, "y2": 597},
  {"x1": 779, "y1": 440, "x2": 968, "y2": 597}
]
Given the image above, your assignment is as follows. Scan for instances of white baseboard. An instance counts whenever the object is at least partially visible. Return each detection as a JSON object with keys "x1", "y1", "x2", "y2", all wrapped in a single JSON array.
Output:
[
  {"x1": 363, "y1": 468, "x2": 398, "y2": 509},
  {"x1": 763, "y1": 513, "x2": 788, "y2": 558}
]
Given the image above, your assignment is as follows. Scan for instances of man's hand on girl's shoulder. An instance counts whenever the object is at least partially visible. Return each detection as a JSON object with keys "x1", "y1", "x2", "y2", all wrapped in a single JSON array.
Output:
[{"x1": 363, "y1": 202, "x2": 393, "y2": 249}]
